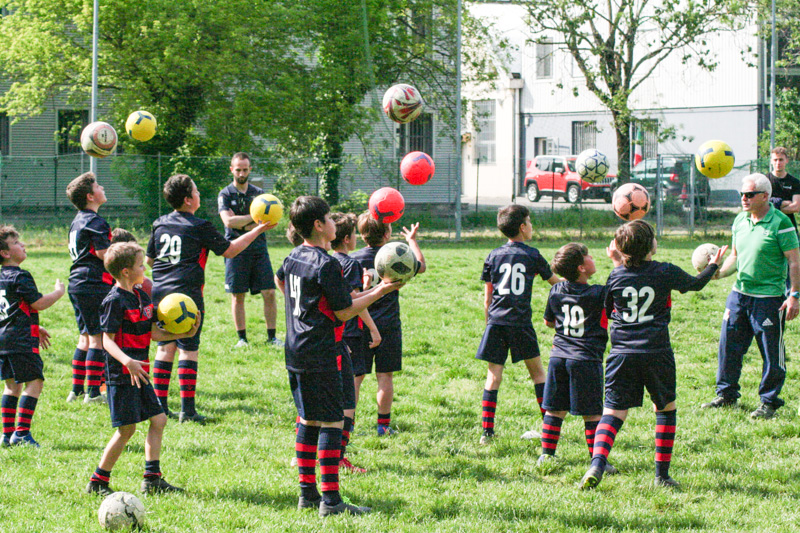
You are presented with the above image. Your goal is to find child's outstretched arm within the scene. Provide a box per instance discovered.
[402,223,426,274]
[31,279,65,311]
[103,333,149,388]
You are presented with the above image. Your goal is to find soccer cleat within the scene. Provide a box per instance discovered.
[580,466,604,490]
[267,337,285,348]
[319,500,371,517]
[66,391,85,403]
[10,432,40,448]
[86,480,114,496]
[340,457,367,473]
[290,456,298,467]
[234,339,249,349]
[140,476,184,494]
[1,436,10,447]
[84,393,107,405]
[536,454,555,465]
[520,428,542,440]
[298,495,322,510]
[163,408,179,420]
[376,424,396,437]
[604,463,619,475]
[479,434,493,446]
[654,475,681,488]
[179,411,207,425]
[700,396,737,409]
[750,403,778,420]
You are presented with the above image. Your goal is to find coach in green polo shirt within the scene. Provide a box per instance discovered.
[702,173,800,419]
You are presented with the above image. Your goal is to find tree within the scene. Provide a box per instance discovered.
[519,0,746,182]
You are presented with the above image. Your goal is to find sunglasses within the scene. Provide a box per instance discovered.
[740,191,766,199]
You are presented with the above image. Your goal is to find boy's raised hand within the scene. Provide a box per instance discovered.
[401,223,420,242]
[709,245,729,266]
[606,240,623,267]
[54,279,65,295]
[126,358,150,388]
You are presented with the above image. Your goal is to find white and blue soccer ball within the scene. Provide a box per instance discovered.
[375,242,418,283]
[98,491,146,531]
[575,149,610,183]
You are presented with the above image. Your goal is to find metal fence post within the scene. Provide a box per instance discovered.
[689,160,696,237]
[158,153,162,217]
[54,155,58,212]
[655,155,663,238]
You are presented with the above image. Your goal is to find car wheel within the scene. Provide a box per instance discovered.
[566,184,581,204]
[526,183,540,202]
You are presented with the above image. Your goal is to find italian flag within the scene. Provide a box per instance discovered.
[632,129,643,167]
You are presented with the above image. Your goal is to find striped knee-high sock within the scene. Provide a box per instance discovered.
[584,420,599,457]
[144,460,161,479]
[655,410,677,479]
[534,382,546,416]
[152,360,173,411]
[541,415,563,456]
[90,467,111,486]
[1,395,18,442]
[178,360,198,415]
[341,416,354,459]
[318,427,342,506]
[296,424,320,500]
[85,348,105,397]
[481,389,498,436]
[71,348,87,395]
[590,415,624,470]
[15,395,38,437]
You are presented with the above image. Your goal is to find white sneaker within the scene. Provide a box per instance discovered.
[520,429,542,440]
[84,393,107,404]
[267,337,284,348]
[234,339,249,349]
[66,391,84,403]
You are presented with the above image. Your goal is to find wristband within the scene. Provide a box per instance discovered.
[790,291,800,299]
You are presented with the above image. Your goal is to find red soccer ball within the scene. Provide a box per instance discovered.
[400,151,435,186]
[369,187,405,224]
[612,182,651,221]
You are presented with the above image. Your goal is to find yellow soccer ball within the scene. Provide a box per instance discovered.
[695,140,735,179]
[156,293,198,335]
[250,193,283,225]
[125,110,157,142]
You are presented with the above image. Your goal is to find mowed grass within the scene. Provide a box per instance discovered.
[2,235,800,532]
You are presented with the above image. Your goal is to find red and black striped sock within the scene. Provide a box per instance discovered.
[296,424,320,500]
[1,394,18,442]
[541,415,563,456]
[152,360,173,411]
[15,395,38,437]
[584,420,599,457]
[655,410,677,479]
[534,382,546,416]
[377,412,391,427]
[71,348,87,395]
[144,460,161,478]
[341,416,354,459]
[90,467,111,486]
[85,348,105,397]
[481,389,498,436]
[318,427,342,506]
[178,360,198,415]
[590,415,624,469]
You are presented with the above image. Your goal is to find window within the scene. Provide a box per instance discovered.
[536,157,552,171]
[536,39,553,79]
[0,113,8,156]
[398,112,433,157]
[632,119,658,160]
[572,121,597,153]
[57,109,89,155]
[473,100,496,164]
[534,137,548,156]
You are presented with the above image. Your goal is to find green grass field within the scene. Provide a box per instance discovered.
[2,234,800,532]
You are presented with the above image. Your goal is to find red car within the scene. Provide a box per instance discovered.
[524,155,614,203]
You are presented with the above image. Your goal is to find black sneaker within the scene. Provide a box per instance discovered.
[580,465,604,490]
[86,480,114,496]
[604,463,619,475]
[298,495,322,510]
[700,396,737,409]
[179,411,207,425]
[654,475,681,488]
[319,500,371,517]
[140,476,184,494]
[750,403,778,420]
[163,408,179,420]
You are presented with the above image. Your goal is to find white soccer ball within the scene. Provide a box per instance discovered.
[80,121,118,158]
[691,243,719,272]
[98,491,146,531]
[575,149,609,183]
[382,84,423,124]
[375,242,418,283]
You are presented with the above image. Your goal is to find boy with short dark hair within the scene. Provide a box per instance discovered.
[66,172,113,404]
[476,204,559,445]
[580,220,726,490]
[86,242,200,496]
[351,212,426,436]
[0,226,64,447]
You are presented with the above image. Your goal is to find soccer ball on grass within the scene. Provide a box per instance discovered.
[98,491,145,531]
[375,242,418,283]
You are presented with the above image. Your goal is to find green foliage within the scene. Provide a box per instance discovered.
[332,189,370,215]
[758,87,800,159]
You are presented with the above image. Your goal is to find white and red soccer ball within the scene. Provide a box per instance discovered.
[81,121,118,158]
[369,187,405,224]
[382,84,423,124]
[612,182,650,221]
[400,151,434,186]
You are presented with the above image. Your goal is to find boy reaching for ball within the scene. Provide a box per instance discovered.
[86,242,200,496]
[476,205,559,445]
[580,220,727,490]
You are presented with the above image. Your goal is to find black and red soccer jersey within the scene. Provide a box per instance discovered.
[100,286,155,385]
[605,260,717,354]
[68,210,113,294]
[0,266,42,356]
[332,251,364,338]
[146,211,231,309]
[481,242,554,326]
[217,184,267,255]
[350,246,400,329]
[277,245,352,373]
[544,281,608,362]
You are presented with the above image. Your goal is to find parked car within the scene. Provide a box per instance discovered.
[627,157,711,207]
[523,155,614,204]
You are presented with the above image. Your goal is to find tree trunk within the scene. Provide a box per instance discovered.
[319,136,344,205]
[613,111,631,185]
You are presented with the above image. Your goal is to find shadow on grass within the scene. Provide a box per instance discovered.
[205,487,305,509]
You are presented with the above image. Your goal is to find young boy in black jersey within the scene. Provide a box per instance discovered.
[0,226,64,447]
[539,243,615,474]
[476,205,559,445]
[351,213,426,436]
[580,220,727,490]
[276,196,401,516]
[86,242,200,496]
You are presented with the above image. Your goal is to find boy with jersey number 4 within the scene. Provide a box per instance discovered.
[0,226,64,447]
[86,242,201,496]
[476,205,559,446]
[276,196,402,516]
[580,220,727,490]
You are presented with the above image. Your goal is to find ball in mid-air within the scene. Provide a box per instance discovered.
[575,149,609,183]
[612,182,651,221]
[691,243,720,272]
[382,84,423,124]
[695,140,735,179]
[250,193,283,225]
[400,151,435,186]
[98,491,146,531]
[157,293,198,335]
[125,110,157,142]
[369,187,405,224]
[375,242,418,283]
[80,121,118,158]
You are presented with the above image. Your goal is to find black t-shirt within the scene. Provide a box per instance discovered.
[333,252,364,338]
[68,210,114,294]
[0,266,43,355]
[544,281,608,362]
[605,260,717,354]
[768,172,800,231]
[350,246,400,330]
[276,245,352,373]
[146,211,231,309]
[100,286,155,386]
[217,183,267,255]
[481,241,554,326]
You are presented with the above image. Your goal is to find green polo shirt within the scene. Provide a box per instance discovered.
[732,206,799,296]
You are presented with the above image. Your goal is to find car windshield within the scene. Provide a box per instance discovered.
[566,158,576,172]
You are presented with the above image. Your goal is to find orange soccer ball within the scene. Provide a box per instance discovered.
[612,183,650,221]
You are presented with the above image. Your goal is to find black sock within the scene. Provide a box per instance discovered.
[296,424,321,501]
[144,460,161,478]
[91,468,111,485]
[237,329,248,342]
[541,415,563,456]
[268,328,276,340]
[655,410,677,479]
[319,427,342,506]
[71,348,87,395]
